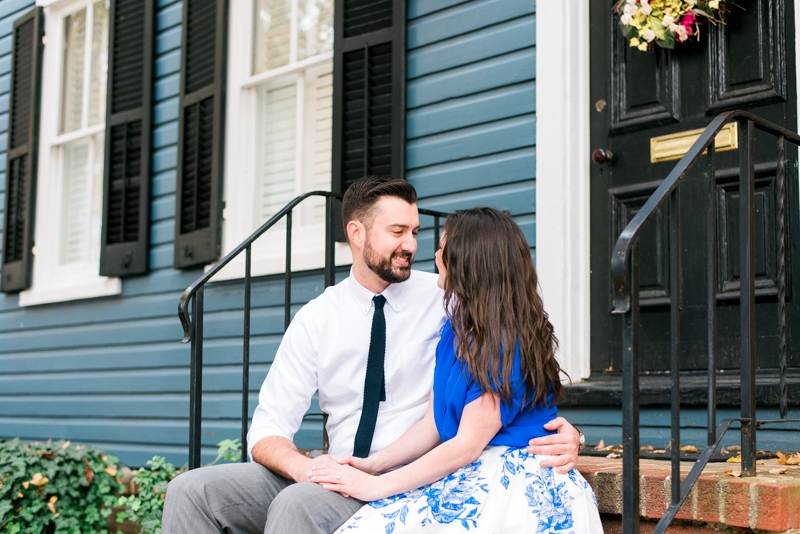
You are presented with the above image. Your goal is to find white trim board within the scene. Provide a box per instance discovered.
[535,0,591,381]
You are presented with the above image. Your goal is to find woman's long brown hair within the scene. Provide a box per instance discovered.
[440,207,566,409]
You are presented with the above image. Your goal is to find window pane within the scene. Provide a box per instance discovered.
[88,0,109,127]
[302,64,332,224]
[255,79,297,225]
[254,0,292,74]
[59,134,104,265]
[60,138,91,264]
[298,0,333,61]
[61,8,87,134]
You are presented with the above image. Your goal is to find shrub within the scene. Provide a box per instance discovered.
[0,438,121,534]
[115,457,182,534]
[113,439,241,534]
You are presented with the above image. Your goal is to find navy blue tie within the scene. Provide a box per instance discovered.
[353,295,387,458]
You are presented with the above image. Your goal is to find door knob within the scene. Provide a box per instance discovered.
[592,148,613,165]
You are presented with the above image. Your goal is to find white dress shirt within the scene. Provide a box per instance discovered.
[248,269,447,459]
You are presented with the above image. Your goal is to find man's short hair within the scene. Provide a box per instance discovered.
[341,176,417,236]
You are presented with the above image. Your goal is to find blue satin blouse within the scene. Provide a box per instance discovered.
[432,321,558,447]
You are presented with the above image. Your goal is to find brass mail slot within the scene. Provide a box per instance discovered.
[650,123,738,163]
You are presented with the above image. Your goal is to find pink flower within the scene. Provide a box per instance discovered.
[681,11,696,34]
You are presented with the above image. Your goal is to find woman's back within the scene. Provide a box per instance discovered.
[433,321,557,448]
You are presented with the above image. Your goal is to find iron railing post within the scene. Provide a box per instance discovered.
[285,210,293,330]
[707,140,717,446]
[325,196,335,288]
[739,119,757,477]
[434,216,440,274]
[622,242,640,534]
[669,189,681,504]
[777,135,788,420]
[189,286,204,470]
[242,245,251,461]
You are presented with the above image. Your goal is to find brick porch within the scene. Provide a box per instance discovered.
[577,456,800,532]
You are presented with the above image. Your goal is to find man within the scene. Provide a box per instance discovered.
[163,176,582,534]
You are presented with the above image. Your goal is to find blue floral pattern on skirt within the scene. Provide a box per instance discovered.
[335,447,602,534]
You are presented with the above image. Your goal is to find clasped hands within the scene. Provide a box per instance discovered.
[307,416,580,501]
[308,455,382,502]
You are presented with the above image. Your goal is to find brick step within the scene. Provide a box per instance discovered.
[577,456,800,532]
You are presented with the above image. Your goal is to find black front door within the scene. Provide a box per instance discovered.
[590,0,800,374]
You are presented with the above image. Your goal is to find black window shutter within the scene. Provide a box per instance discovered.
[1,8,44,293]
[332,0,405,194]
[99,0,154,277]
[173,0,227,269]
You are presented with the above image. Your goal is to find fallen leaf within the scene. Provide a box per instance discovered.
[104,467,118,477]
[652,450,666,454]
[726,455,742,463]
[720,446,728,454]
[606,452,621,459]
[17,492,23,498]
[22,481,29,489]
[61,441,70,449]
[29,473,49,487]
[641,445,654,450]
[595,440,605,449]
[769,468,789,475]
[49,496,57,503]
[680,445,699,452]
[47,502,56,514]
[776,451,800,465]
[724,469,741,477]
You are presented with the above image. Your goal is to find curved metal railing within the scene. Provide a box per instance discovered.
[178,191,448,468]
[610,111,800,534]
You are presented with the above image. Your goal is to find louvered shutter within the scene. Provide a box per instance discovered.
[1,8,44,293]
[173,0,227,268]
[99,0,154,277]
[332,0,405,194]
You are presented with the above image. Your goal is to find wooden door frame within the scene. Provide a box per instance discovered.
[535,0,800,381]
[535,0,591,381]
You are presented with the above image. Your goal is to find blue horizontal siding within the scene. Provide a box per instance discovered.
[406,0,537,261]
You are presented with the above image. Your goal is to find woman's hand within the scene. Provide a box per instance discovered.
[309,463,389,502]
[335,454,378,475]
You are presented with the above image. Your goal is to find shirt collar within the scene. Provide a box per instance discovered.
[347,268,406,314]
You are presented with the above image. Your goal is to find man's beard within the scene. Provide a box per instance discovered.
[364,238,413,284]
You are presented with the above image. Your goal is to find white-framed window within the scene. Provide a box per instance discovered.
[221,0,351,279]
[20,0,120,306]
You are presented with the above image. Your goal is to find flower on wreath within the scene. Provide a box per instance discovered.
[614,0,729,51]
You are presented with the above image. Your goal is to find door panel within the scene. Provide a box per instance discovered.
[590,0,799,374]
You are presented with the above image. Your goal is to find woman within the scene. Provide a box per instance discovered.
[310,207,602,532]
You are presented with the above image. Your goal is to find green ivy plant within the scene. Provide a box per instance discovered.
[0,438,245,534]
[113,439,242,534]
[114,456,182,534]
[0,438,121,534]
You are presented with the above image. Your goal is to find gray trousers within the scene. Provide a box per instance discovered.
[162,462,365,534]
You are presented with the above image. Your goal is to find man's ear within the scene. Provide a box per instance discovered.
[347,220,365,249]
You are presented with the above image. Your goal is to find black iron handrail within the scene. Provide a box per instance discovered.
[178,191,448,469]
[610,111,800,534]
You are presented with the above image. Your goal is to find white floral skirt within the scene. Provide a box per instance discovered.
[336,447,603,534]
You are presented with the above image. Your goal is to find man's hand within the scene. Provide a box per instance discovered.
[295,454,342,483]
[252,436,341,483]
[335,455,379,475]
[527,417,580,474]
